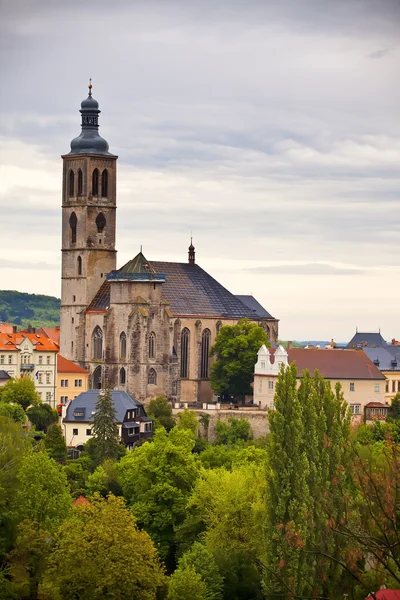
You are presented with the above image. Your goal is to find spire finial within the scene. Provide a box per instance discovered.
[140,244,143,253]
[88,78,92,96]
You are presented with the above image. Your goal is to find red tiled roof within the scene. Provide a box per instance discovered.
[0,333,59,352]
[73,495,91,506]
[57,354,89,374]
[39,327,60,344]
[271,348,385,381]
[365,591,400,600]
[365,402,388,408]
[0,323,13,334]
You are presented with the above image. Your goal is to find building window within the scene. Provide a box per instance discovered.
[145,422,152,432]
[75,379,82,387]
[69,212,77,244]
[92,168,99,196]
[398,381,400,392]
[38,373,43,384]
[101,169,108,197]
[46,373,50,384]
[47,356,51,365]
[374,384,380,393]
[38,355,43,365]
[350,383,355,392]
[148,368,157,385]
[386,381,389,393]
[200,328,211,379]
[77,255,82,276]
[8,355,12,364]
[149,332,156,359]
[86,429,91,436]
[68,169,74,196]
[77,168,83,195]
[268,380,274,390]
[350,404,360,415]
[92,326,103,360]
[96,212,106,233]
[120,332,126,360]
[73,295,76,302]
[92,365,102,390]
[393,381,396,393]
[180,328,190,378]
[46,392,51,402]
[128,427,134,436]
[0,356,4,364]
[269,401,275,410]
[61,379,69,387]
[73,428,78,436]
[120,367,126,385]
[261,361,265,369]
[60,396,68,403]
[216,321,222,335]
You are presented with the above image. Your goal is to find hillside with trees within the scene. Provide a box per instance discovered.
[0,290,60,328]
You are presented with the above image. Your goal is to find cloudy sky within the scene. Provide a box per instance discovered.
[1,0,399,341]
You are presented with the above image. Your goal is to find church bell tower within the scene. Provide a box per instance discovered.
[60,82,117,361]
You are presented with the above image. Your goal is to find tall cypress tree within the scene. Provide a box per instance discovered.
[91,387,120,465]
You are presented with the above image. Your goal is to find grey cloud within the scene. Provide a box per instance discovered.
[369,48,390,59]
[246,263,367,276]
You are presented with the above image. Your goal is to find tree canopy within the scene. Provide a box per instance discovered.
[147,395,176,431]
[0,376,40,410]
[90,387,120,465]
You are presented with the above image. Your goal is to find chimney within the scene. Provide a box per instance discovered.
[12,325,17,333]
[287,341,293,350]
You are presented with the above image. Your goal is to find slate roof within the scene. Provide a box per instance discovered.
[119,252,156,275]
[362,347,400,372]
[87,257,275,320]
[64,389,144,423]
[0,370,11,381]
[347,332,388,349]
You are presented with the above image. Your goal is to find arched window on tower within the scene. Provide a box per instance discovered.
[101,169,108,197]
[77,256,82,276]
[120,367,126,385]
[120,332,126,360]
[92,168,99,196]
[92,326,103,360]
[180,328,190,378]
[92,365,102,389]
[200,328,211,379]
[149,332,156,359]
[69,212,77,244]
[148,368,157,385]
[77,169,83,195]
[68,170,75,196]
[96,212,106,233]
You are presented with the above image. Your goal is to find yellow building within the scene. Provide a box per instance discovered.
[57,354,89,409]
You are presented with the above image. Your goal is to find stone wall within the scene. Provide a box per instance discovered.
[172,407,269,441]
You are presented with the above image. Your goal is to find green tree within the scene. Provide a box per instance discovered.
[176,408,198,436]
[118,427,200,570]
[214,416,252,445]
[1,377,40,410]
[41,494,166,600]
[63,455,92,498]
[27,403,58,432]
[210,318,269,399]
[389,392,400,420]
[147,395,176,431]
[86,459,122,497]
[91,387,120,465]
[178,542,224,600]
[167,566,209,600]
[44,423,67,464]
[0,402,26,423]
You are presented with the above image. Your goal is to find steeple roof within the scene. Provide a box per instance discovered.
[119,252,156,275]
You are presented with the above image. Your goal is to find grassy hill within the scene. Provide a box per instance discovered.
[0,290,60,329]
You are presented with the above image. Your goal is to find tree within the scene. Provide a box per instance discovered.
[210,318,269,399]
[63,455,92,498]
[44,423,67,463]
[167,566,209,600]
[0,402,26,423]
[176,408,198,436]
[118,427,200,570]
[389,392,400,420]
[178,542,224,600]
[86,459,122,497]
[147,395,176,431]
[1,377,40,411]
[27,403,58,432]
[41,494,166,600]
[214,416,252,445]
[91,387,120,465]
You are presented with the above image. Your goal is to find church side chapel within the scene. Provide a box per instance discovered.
[60,84,279,404]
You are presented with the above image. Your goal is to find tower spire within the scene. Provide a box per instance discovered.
[188,236,195,265]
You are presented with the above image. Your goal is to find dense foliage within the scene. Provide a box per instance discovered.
[0,290,60,328]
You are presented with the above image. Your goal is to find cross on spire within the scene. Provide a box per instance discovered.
[88,78,92,96]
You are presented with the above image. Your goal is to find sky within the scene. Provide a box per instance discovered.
[0,0,399,341]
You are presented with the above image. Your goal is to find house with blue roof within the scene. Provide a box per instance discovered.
[62,389,153,449]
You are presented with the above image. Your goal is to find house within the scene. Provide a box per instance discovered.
[347,331,400,404]
[0,332,59,406]
[254,345,386,423]
[365,591,400,600]
[0,370,11,387]
[57,354,89,408]
[62,389,153,449]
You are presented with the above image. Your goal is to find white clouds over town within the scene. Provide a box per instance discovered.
[0,0,399,340]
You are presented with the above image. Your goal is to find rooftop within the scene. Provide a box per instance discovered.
[64,389,145,423]
[57,355,89,374]
[0,333,59,352]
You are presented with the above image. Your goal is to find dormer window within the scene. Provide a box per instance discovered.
[73,408,85,418]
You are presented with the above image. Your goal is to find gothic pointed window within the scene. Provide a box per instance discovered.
[180,328,190,378]
[120,332,126,360]
[78,169,83,195]
[101,169,108,197]
[68,170,75,196]
[96,212,106,233]
[69,212,77,244]
[200,328,211,379]
[149,332,156,359]
[92,365,102,389]
[92,326,103,360]
[148,368,157,385]
[92,168,99,196]
[77,256,82,276]
[120,367,126,385]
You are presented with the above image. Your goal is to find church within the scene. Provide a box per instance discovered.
[60,84,279,404]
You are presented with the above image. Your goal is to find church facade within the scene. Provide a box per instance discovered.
[60,85,279,404]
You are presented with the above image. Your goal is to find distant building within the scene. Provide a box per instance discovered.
[0,370,11,387]
[347,331,400,403]
[62,389,153,449]
[0,332,58,406]
[57,354,89,408]
[254,345,386,424]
